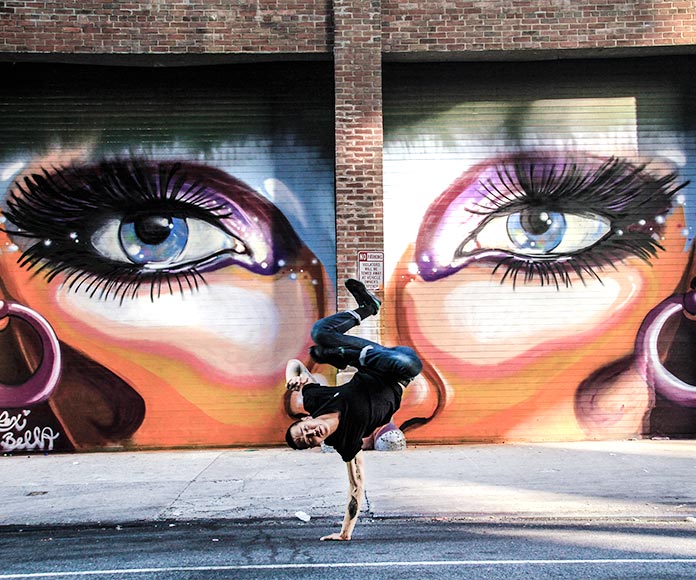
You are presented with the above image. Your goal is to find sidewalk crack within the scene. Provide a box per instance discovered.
[158,451,227,519]
[364,488,374,517]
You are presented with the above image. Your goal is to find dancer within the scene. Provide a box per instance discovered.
[285,279,422,541]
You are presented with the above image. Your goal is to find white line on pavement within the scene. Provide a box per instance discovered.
[2,558,696,578]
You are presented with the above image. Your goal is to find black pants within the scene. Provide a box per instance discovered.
[311,311,422,381]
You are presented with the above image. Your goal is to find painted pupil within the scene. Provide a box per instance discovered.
[134,215,173,245]
[520,208,552,235]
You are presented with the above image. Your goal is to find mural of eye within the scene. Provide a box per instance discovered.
[459,208,611,258]
[2,158,304,301]
[91,213,246,269]
[416,153,686,287]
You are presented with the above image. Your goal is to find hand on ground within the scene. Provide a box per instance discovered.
[320,532,350,541]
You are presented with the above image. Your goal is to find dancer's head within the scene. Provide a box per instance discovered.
[285,415,336,450]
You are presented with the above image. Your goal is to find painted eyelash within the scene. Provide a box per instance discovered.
[472,156,683,218]
[4,159,234,237]
[492,237,657,289]
[1,160,240,303]
[38,256,208,304]
[453,156,688,289]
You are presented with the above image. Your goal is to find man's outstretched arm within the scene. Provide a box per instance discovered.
[320,450,365,541]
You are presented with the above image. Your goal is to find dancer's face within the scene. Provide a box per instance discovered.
[386,98,691,439]
[0,144,331,446]
[289,415,334,449]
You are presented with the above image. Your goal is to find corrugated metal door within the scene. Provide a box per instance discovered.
[0,62,336,452]
[383,56,696,442]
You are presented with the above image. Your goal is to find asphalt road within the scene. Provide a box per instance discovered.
[2,518,696,579]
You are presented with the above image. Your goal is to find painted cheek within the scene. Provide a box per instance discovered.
[1,263,317,383]
[406,267,631,363]
[403,260,669,369]
[68,274,313,377]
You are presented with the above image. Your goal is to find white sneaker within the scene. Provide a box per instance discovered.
[285,359,315,388]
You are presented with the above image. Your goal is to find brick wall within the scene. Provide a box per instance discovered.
[381,1,696,53]
[0,1,332,54]
[333,0,383,310]
[2,1,695,56]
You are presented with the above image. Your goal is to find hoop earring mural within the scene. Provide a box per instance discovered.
[635,282,696,407]
[0,300,62,407]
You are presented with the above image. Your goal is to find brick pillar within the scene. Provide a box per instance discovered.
[333,0,383,313]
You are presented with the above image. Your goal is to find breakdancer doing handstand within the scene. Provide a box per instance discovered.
[285,279,422,541]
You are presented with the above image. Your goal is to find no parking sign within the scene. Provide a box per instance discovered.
[357,251,384,291]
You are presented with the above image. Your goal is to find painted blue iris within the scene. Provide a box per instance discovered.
[119,215,188,266]
[506,209,565,254]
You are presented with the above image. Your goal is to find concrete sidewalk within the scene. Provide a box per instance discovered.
[3,440,696,528]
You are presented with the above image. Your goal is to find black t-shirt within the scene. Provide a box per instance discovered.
[302,370,403,462]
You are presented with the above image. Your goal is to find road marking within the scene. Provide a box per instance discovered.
[2,558,696,578]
